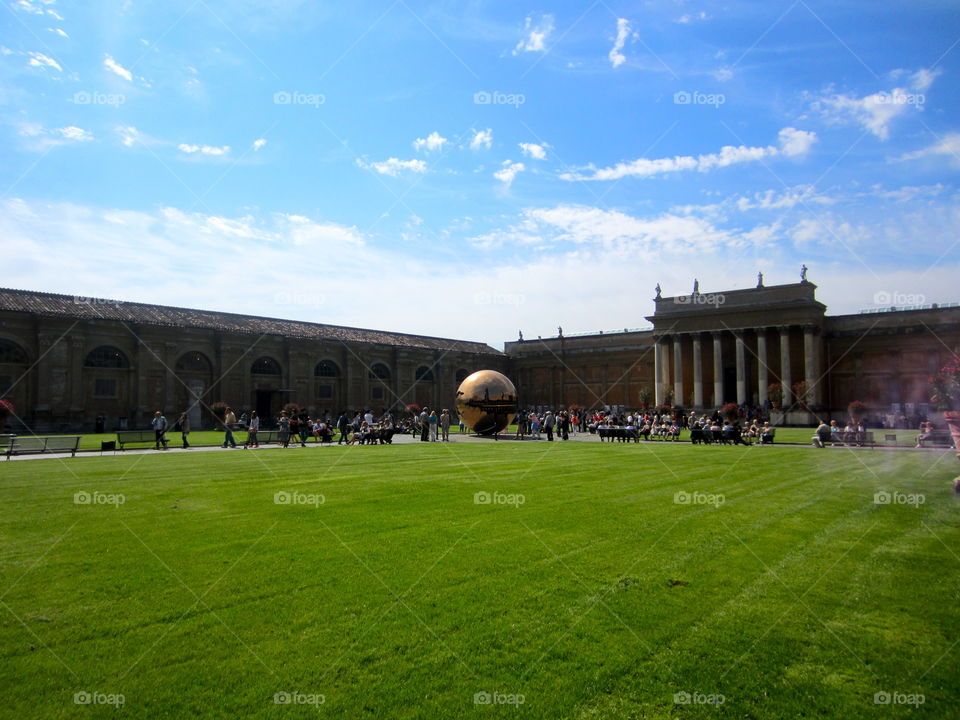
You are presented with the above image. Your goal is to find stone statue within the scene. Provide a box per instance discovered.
[518,330,523,341]
[693,279,699,294]
[655,283,662,299]
[757,271,764,288]
[800,264,808,282]
[557,326,563,337]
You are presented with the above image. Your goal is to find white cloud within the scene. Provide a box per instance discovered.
[469,128,493,151]
[58,126,93,142]
[562,127,817,181]
[735,185,833,211]
[252,138,267,151]
[519,142,548,160]
[116,126,141,147]
[608,18,630,68]
[48,27,68,37]
[103,54,133,82]
[355,157,427,176]
[27,51,61,71]
[808,69,938,141]
[897,133,960,164]
[13,0,57,15]
[18,123,92,150]
[178,143,230,156]
[494,160,525,187]
[676,11,708,23]
[412,131,448,152]
[712,67,733,82]
[513,14,553,55]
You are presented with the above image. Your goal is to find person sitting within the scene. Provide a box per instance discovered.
[915,421,935,448]
[760,422,775,444]
[812,421,831,448]
[721,422,735,444]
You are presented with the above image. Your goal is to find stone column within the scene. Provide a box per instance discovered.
[735,331,747,405]
[804,325,816,407]
[757,328,768,407]
[654,337,663,405]
[779,326,792,407]
[712,331,723,407]
[673,336,684,407]
[692,334,703,409]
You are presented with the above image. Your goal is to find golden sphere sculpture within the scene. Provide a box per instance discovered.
[455,370,517,435]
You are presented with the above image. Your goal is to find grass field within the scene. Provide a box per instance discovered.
[1,441,958,718]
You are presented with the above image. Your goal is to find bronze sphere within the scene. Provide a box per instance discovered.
[455,370,517,435]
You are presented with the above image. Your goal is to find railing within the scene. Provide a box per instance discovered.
[859,302,959,314]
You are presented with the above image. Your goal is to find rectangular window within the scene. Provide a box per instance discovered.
[372,386,384,400]
[94,378,117,398]
[317,384,332,399]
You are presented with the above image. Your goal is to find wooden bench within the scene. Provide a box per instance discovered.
[822,431,877,448]
[117,430,163,450]
[917,430,954,448]
[597,427,639,442]
[5,435,81,459]
[245,430,280,446]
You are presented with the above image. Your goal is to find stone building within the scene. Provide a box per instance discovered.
[0,288,505,431]
[1,280,958,431]
[506,281,960,421]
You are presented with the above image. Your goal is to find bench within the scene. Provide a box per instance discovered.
[597,427,639,443]
[917,430,954,448]
[245,430,279,446]
[820,431,877,448]
[117,430,164,450]
[5,435,81,459]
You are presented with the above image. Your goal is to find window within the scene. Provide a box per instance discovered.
[251,357,281,375]
[0,376,10,394]
[369,363,390,380]
[372,386,384,400]
[94,378,117,397]
[85,346,129,369]
[455,368,470,383]
[314,360,340,377]
[415,366,434,382]
[176,352,212,373]
[0,340,27,364]
[317,384,333,399]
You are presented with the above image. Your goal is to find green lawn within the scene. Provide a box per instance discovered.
[1,442,958,718]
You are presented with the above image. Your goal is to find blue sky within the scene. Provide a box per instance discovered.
[1,0,958,348]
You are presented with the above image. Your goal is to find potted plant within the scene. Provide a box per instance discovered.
[721,402,740,422]
[791,381,809,409]
[0,398,13,432]
[638,387,652,411]
[847,400,867,424]
[930,361,960,458]
[767,383,783,409]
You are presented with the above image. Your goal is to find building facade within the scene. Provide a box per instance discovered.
[1,281,958,431]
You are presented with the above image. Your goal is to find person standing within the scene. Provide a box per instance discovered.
[429,409,439,442]
[299,411,310,446]
[178,411,191,449]
[152,411,169,450]
[420,408,430,442]
[337,411,349,445]
[245,411,260,448]
[289,413,300,447]
[544,410,555,441]
[440,409,451,441]
[222,406,238,448]
[278,411,291,448]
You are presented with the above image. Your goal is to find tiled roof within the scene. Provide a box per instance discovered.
[0,288,503,355]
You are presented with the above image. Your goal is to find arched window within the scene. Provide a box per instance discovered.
[368,363,390,380]
[415,366,434,382]
[251,356,281,375]
[0,339,28,364]
[314,360,340,377]
[176,351,212,373]
[455,368,470,383]
[85,346,129,369]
